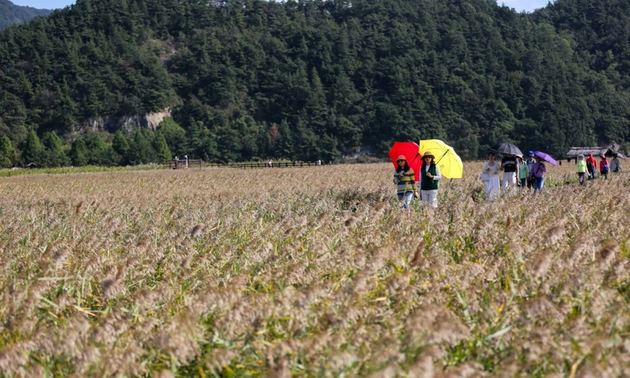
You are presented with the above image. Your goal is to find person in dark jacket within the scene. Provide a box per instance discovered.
[419,151,442,209]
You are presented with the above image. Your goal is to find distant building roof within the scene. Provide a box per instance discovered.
[565,146,618,159]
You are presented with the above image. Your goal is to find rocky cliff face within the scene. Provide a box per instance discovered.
[82,109,172,133]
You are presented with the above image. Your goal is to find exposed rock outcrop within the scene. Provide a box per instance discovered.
[82,109,172,133]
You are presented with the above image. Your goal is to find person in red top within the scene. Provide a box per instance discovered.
[600,155,610,180]
[585,152,598,180]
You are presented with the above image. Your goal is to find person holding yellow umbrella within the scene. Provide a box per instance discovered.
[419,151,442,208]
[418,139,464,209]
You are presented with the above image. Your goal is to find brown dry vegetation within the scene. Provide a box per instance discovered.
[0,162,628,378]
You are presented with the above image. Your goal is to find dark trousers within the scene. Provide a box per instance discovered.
[526,177,533,189]
[578,172,585,186]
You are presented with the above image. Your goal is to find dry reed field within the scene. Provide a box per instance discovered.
[0,162,628,378]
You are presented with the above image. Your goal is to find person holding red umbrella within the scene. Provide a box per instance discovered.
[393,155,418,209]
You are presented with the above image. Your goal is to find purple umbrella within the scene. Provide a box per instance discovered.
[533,151,558,166]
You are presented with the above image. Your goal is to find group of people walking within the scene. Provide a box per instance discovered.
[393,152,442,209]
[393,149,624,209]
[575,152,622,185]
[480,151,546,201]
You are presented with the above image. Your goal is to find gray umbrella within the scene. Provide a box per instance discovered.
[490,143,523,156]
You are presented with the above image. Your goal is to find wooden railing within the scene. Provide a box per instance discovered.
[168,159,205,169]
[229,161,331,169]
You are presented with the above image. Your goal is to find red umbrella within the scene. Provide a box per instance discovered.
[388,142,423,181]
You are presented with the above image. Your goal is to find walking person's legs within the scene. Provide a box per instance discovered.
[421,190,429,208]
[398,191,413,209]
[423,190,438,209]
[533,178,542,193]
[502,173,515,190]
[486,178,499,201]
[405,191,413,209]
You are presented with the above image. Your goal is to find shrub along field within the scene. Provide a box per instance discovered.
[0,163,628,378]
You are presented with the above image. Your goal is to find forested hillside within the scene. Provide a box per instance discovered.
[0,0,51,30]
[1,0,629,167]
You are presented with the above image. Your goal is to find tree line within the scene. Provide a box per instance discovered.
[0,120,177,168]
[1,0,630,168]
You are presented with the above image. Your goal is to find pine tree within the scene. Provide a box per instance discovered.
[0,135,16,168]
[84,133,108,165]
[277,119,294,159]
[128,129,155,164]
[112,131,130,164]
[41,131,70,167]
[152,131,172,161]
[158,117,187,157]
[22,130,43,166]
[69,138,89,166]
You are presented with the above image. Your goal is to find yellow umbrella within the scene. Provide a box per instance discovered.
[418,139,463,179]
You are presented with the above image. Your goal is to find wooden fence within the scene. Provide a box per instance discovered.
[165,159,378,170]
[168,159,205,169]
[230,161,331,169]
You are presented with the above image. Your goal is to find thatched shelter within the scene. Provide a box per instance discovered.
[565,145,620,161]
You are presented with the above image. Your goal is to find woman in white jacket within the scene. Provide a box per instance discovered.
[482,153,502,201]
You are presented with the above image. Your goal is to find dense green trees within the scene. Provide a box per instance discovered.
[41,132,70,167]
[0,135,15,168]
[69,139,89,167]
[112,131,131,164]
[158,118,187,158]
[0,0,629,167]
[22,131,43,166]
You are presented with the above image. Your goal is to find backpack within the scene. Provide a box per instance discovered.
[587,161,595,171]
[601,162,609,173]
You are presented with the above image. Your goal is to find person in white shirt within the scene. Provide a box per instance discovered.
[482,153,502,201]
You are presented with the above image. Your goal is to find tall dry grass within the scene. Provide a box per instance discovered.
[0,162,628,377]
